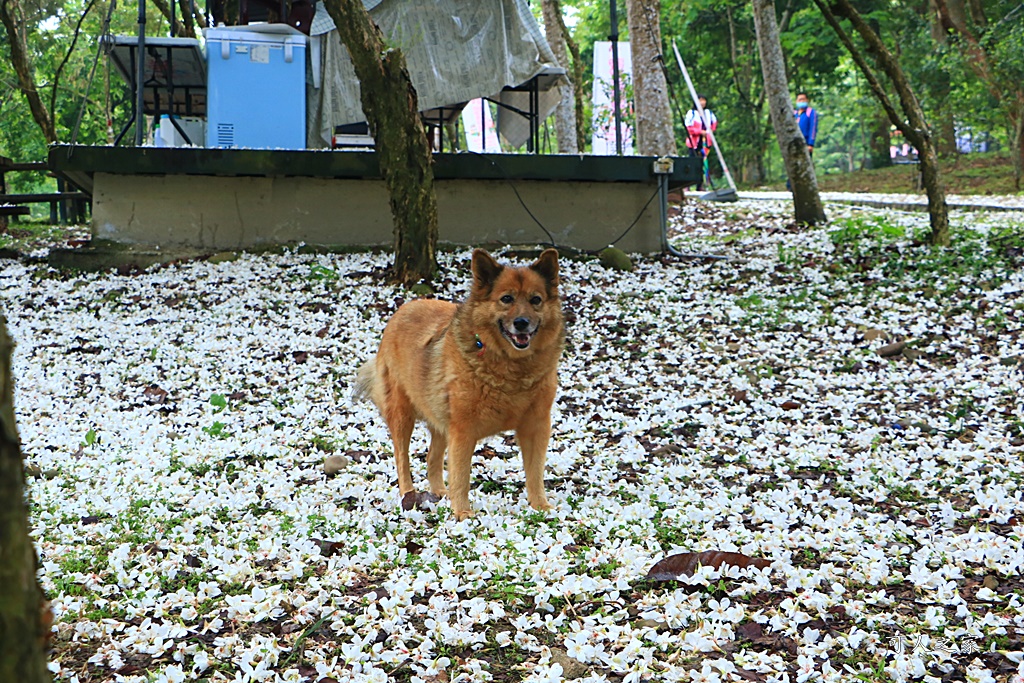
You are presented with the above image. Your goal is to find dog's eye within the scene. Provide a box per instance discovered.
[530,296,542,306]
[500,294,514,304]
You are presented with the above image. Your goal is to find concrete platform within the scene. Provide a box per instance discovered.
[51,146,701,254]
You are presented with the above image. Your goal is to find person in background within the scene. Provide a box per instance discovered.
[685,95,718,191]
[794,92,818,154]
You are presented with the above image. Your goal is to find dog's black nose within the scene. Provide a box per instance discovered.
[513,317,530,332]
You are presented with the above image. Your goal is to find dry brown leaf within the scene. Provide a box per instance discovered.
[143,385,168,404]
[730,389,751,403]
[736,621,763,641]
[645,551,771,581]
[877,341,907,357]
[312,539,341,557]
[401,490,441,511]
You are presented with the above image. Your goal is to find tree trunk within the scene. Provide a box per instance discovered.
[0,0,57,143]
[625,0,677,156]
[0,318,51,683]
[541,0,578,154]
[555,9,587,152]
[152,0,194,37]
[751,0,826,225]
[930,0,1021,186]
[815,0,949,245]
[1012,105,1024,191]
[935,106,957,158]
[725,4,768,184]
[867,110,892,169]
[322,0,438,285]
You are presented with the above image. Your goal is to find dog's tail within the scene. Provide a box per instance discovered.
[353,358,377,404]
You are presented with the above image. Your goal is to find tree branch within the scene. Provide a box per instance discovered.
[810,0,909,141]
[0,0,57,142]
[49,0,98,118]
[824,0,932,147]
[931,0,1000,100]
[778,0,796,33]
[726,4,756,110]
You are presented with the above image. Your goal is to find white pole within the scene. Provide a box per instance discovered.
[672,42,737,192]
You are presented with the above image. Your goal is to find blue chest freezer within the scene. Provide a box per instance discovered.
[205,25,308,149]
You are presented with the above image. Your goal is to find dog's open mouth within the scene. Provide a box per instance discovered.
[499,322,534,350]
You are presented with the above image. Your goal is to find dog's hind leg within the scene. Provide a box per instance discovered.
[425,426,448,497]
[383,385,416,496]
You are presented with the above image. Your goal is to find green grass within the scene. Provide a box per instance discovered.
[753,151,1020,195]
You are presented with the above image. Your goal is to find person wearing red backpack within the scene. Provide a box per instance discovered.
[684,95,718,191]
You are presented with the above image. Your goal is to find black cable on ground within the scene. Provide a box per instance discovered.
[463,150,665,256]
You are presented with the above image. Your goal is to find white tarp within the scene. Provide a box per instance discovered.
[307,0,565,149]
[591,41,634,155]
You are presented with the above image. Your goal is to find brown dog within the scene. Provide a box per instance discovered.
[356,249,564,520]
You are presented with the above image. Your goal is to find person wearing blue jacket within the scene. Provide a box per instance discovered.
[794,92,818,154]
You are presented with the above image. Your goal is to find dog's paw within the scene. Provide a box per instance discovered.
[453,508,476,521]
[528,498,554,512]
[430,485,448,498]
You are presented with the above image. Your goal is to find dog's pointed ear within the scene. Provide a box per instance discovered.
[472,249,504,290]
[530,248,559,287]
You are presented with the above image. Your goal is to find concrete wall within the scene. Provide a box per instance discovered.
[91,173,664,253]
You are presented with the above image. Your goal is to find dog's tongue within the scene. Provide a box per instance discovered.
[514,333,530,345]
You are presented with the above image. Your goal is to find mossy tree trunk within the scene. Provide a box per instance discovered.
[752,0,826,225]
[625,0,678,156]
[551,0,587,152]
[867,111,892,169]
[322,0,438,285]
[541,0,578,154]
[0,317,51,683]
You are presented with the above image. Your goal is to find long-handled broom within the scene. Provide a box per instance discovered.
[672,42,739,202]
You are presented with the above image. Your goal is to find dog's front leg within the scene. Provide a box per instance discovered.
[446,430,476,520]
[517,417,553,512]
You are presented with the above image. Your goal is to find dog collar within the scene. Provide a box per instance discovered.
[473,333,485,357]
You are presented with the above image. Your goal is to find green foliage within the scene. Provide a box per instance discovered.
[0,1,172,185]
[828,215,906,246]
[202,421,231,438]
[2,0,1018,189]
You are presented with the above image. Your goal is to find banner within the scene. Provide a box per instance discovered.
[591,41,634,155]
[461,98,501,153]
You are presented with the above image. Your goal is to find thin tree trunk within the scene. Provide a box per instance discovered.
[0,318,51,683]
[553,7,587,152]
[930,0,1021,187]
[48,0,98,117]
[322,0,438,285]
[151,0,208,37]
[625,0,677,155]
[725,4,767,183]
[152,0,192,37]
[1012,106,1024,191]
[541,0,578,154]
[0,0,57,143]
[867,110,892,169]
[815,0,949,245]
[751,0,826,224]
